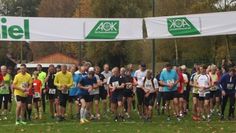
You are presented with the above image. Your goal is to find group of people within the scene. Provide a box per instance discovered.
[0,62,235,125]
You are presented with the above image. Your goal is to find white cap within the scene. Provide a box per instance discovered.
[88,67,95,72]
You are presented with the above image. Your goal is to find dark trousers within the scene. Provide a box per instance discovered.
[221,92,235,118]
[41,89,46,113]
[0,94,9,110]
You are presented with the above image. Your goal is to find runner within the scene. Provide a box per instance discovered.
[32,71,42,120]
[45,65,59,119]
[36,64,47,113]
[123,69,135,119]
[156,70,165,115]
[54,65,73,122]
[86,67,100,120]
[0,66,12,120]
[175,66,185,117]
[134,63,147,118]
[109,67,125,122]
[78,67,98,124]
[220,68,236,120]
[68,65,81,119]
[190,65,201,121]
[159,63,180,121]
[209,65,221,116]
[196,65,212,121]
[142,70,158,122]
[181,65,191,114]
[13,64,32,125]
[101,64,112,114]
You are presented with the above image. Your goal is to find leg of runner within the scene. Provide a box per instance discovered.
[228,93,235,120]
[127,97,132,118]
[204,98,210,121]
[221,95,228,120]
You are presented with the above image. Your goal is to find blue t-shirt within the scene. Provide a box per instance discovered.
[78,76,97,95]
[160,69,178,92]
[69,73,82,96]
[219,73,236,93]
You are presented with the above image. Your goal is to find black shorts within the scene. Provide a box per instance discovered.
[183,91,188,100]
[68,96,77,103]
[15,95,27,103]
[123,89,133,98]
[192,93,199,98]
[33,98,41,103]
[27,96,33,104]
[87,94,100,102]
[99,88,107,100]
[177,93,184,98]
[163,91,178,101]
[198,92,211,101]
[79,94,90,103]
[48,88,58,100]
[210,90,221,98]
[111,92,123,103]
[144,93,156,106]
[136,88,145,105]
[58,90,68,108]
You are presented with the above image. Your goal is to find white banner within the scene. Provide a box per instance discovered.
[145,11,236,39]
[0,17,143,42]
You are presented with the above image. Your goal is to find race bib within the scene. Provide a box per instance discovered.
[34,92,41,98]
[61,90,69,94]
[49,88,56,94]
[112,81,119,88]
[21,82,28,89]
[227,83,234,90]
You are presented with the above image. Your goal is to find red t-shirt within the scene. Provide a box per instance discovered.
[177,72,184,93]
[0,73,3,83]
[29,79,42,96]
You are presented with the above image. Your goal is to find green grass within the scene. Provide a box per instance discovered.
[0,103,236,133]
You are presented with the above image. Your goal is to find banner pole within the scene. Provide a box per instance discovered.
[152,0,156,76]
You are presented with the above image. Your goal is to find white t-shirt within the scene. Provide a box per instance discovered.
[197,74,211,88]
[134,69,147,88]
[142,77,159,92]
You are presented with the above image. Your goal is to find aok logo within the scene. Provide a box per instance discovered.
[167,17,200,36]
[0,17,30,40]
[86,20,119,39]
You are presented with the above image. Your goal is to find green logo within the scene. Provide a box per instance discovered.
[0,17,30,40]
[86,20,119,39]
[167,17,200,36]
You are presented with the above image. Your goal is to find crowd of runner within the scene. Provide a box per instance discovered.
[0,61,235,125]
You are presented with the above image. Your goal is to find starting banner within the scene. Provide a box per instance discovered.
[0,17,143,42]
[145,11,236,39]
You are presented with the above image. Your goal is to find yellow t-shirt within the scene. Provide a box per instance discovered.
[54,71,73,91]
[13,73,32,97]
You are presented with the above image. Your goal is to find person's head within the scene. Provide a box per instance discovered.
[7,67,12,74]
[48,64,55,73]
[199,64,207,74]
[70,64,77,74]
[61,65,67,73]
[180,65,187,73]
[95,66,101,75]
[37,64,42,72]
[1,65,7,75]
[83,62,92,72]
[140,63,146,71]
[229,68,235,77]
[165,63,172,72]
[103,64,110,72]
[88,67,95,79]
[128,64,134,71]
[112,67,119,76]
[146,69,152,79]
[80,66,86,73]
[120,67,126,76]
[33,71,39,79]
[56,65,61,72]
[20,64,27,74]
[210,65,217,74]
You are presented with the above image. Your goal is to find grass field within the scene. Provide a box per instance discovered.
[0,103,236,133]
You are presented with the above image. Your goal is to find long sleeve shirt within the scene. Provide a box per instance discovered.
[54,71,73,91]
[219,73,236,93]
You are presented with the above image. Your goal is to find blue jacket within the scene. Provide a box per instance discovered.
[219,73,236,93]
